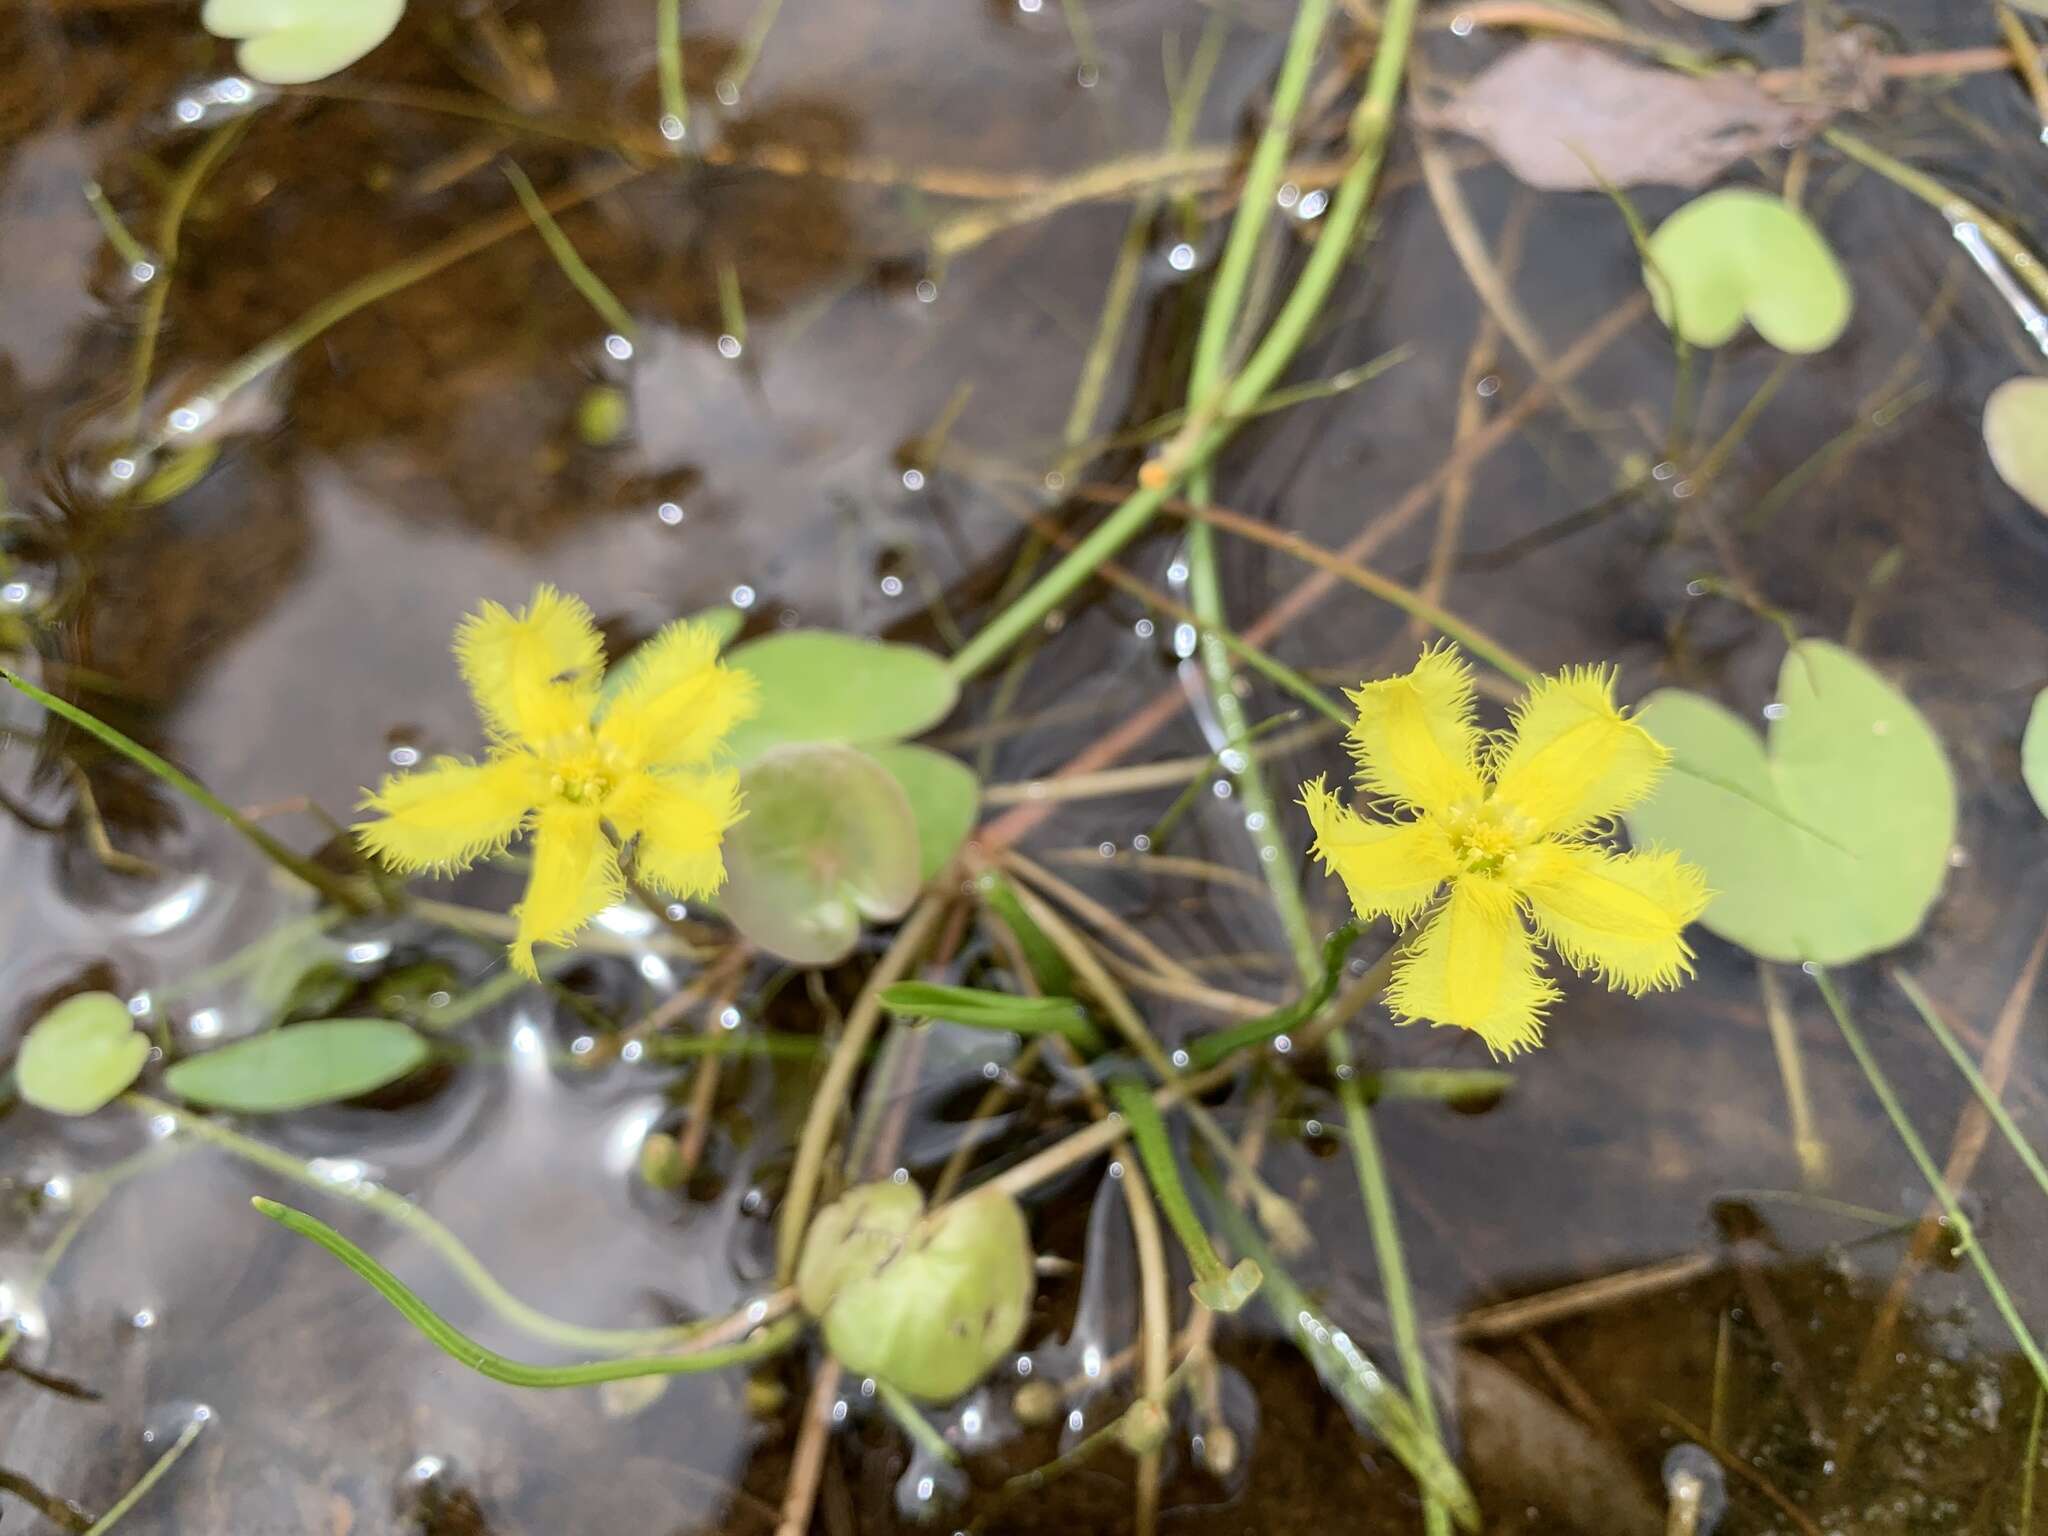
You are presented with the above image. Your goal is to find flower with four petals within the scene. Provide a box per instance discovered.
[1302,644,1710,1056]
[356,587,755,977]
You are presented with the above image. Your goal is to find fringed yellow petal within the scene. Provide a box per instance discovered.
[455,585,605,746]
[1301,775,1455,924]
[610,768,744,899]
[510,804,623,978]
[354,754,542,875]
[1345,642,1485,817]
[1487,664,1668,836]
[1519,842,1710,995]
[596,620,758,770]
[1385,878,1558,1056]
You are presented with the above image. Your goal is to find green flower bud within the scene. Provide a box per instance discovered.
[796,1181,1035,1402]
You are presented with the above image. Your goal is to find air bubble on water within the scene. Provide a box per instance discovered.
[1171,1048,1190,1068]
[1076,64,1099,88]
[1106,1161,1123,1180]
[1272,1035,1292,1054]
[1297,190,1328,219]
[1652,461,1677,481]
[981,1061,1001,1080]
[1043,470,1066,492]
[307,1157,369,1190]
[891,1166,910,1184]
[604,333,634,361]
[148,1113,178,1139]
[657,500,685,525]
[746,1297,769,1324]
[187,1008,223,1040]
[130,1307,158,1330]
[915,279,939,304]
[861,1377,878,1398]
[1762,702,1788,720]
[1015,1355,1034,1376]
[1244,811,1266,833]
[717,334,742,359]
[1166,560,1190,584]
[1685,580,1707,597]
[902,468,926,491]
[1671,480,1696,499]
[832,1398,850,1423]
[387,744,420,768]
[1211,779,1233,800]
[1220,748,1247,773]
[570,1036,595,1057]
[1133,617,1154,639]
[715,79,740,106]
[620,1039,645,1063]
[168,401,214,434]
[1276,183,1301,210]
[719,1005,742,1031]
[107,456,137,482]
[40,1173,74,1208]
[731,585,757,609]
[1476,375,1501,398]
[659,114,687,142]
[1067,1407,1085,1431]
[1450,12,1475,34]
[1017,0,1043,12]
[1132,834,1151,853]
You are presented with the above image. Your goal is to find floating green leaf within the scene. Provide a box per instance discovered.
[1645,188,1852,353]
[796,1182,1036,1402]
[18,992,149,1116]
[1626,640,1955,964]
[880,982,1104,1054]
[718,743,922,965]
[1985,377,2048,519]
[163,1018,430,1112]
[723,631,957,763]
[2025,689,2048,821]
[869,742,979,881]
[201,0,406,84]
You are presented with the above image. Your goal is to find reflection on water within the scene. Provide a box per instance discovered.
[5,0,2048,1530]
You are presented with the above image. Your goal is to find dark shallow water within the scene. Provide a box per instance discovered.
[5,1,2048,1532]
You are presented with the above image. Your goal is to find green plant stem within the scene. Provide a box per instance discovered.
[874,1378,961,1465]
[776,894,948,1280]
[502,162,639,337]
[124,120,247,442]
[946,0,1422,682]
[1112,1082,1260,1311]
[82,181,152,272]
[81,1413,206,1536]
[2024,1381,2044,1533]
[1187,923,1358,1068]
[124,1093,712,1355]
[718,0,785,97]
[656,0,688,132]
[1823,127,2048,313]
[1812,968,2048,1392]
[1893,968,2048,1207]
[2,671,369,912]
[252,1198,798,1385]
[134,163,641,458]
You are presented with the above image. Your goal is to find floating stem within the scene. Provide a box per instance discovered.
[1112,1081,1261,1312]
[81,1412,207,1536]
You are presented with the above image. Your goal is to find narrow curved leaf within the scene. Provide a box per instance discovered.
[163,1018,430,1112]
[880,982,1104,1055]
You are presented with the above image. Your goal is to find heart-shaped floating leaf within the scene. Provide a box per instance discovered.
[723,632,957,764]
[719,743,923,965]
[2025,689,2048,821]
[1985,377,2048,518]
[18,992,149,1116]
[868,742,979,881]
[163,1018,430,1112]
[1645,188,1853,353]
[201,0,406,85]
[1626,640,1955,964]
[797,1182,1036,1402]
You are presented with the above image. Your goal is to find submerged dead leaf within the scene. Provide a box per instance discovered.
[1428,41,1826,191]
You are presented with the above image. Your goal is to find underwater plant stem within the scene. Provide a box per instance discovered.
[1335,1046,1454,1536]
[775,894,948,1281]
[502,161,639,337]
[1894,966,2048,1211]
[80,1412,206,1536]
[2024,1383,2045,1533]
[1185,923,1360,1067]
[0,671,369,912]
[252,1198,798,1385]
[656,0,688,132]
[123,119,247,442]
[1812,969,2048,1394]
[1822,127,2048,314]
[1997,3,2048,127]
[873,1379,960,1465]
[1121,1154,1173,1536]
[82,181,152,273]
[1757,963,1827,1187]
[123,1093,719,1355]
[720,0,785,97]
[946,0,1423,682]
[136,162,641,458]
[776,1360,843,1536]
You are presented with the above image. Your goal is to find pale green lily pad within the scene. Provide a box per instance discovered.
[723,631,957,764]
[2025,689,2048,821]
[1626,640,1955,964]
[18,992,149,1116]
[202,0,405,85]
[868,742,979,881]
[719,743,923,965]
[799,1182,1036,1402]
[1645,188,1852,353]
[162,1018,430,1112]
[1985,377,2048,518]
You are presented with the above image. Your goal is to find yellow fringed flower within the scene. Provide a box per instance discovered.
[356,587,756,977]
[1302,644,1709,1056]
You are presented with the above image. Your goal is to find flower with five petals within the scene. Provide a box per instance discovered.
[1302,644,1709,1056]
[356,587,755,977]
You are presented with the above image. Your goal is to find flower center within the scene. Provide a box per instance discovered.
[1441,800,1533,877]
[543,732,627,809]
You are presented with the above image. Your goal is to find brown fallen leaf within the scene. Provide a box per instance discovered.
[1425,40,1827,191]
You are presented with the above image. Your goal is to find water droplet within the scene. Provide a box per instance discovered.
[1015,1356,1034,1376]
[1272,1034,1292,1054]
[1671,479,1696,499]
[832,1399,850,1422]
[730,585,756,609]
[1476,375,1501,398]
[914,278,939,303]
[1167,243,1197,272]
[715,79,740,106]
[174,98,204,124]
[1133,617,1154,639]
[604,333,635,361]
[1097,841,1115,858]
[1762,702,1788,720]
[659,114,687,142]
[388,744,420,768]
[716,334,743,359]
[901,468,926,491]
[1450,11,1475,34]
[1297,190,1328,219]
[1131,833,1151,853]
[187,1008,223,1040]
[1018,0,1043,12]
[1211,779,1233,799]
[1652,461,1677,481]
[1076,64,1099,88]
[130,1307,157,1329]
[880,574,905,597]
[130,260,157,284]
[108,457,137,482]
[1171,1048,1190,1068]
[620,1039,645,1063]
[657,500,685,526]
[1685,580,1706,597]
[719,1006,742,1031]
[1172,622,1198,657]
[1043,470,1066,492]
